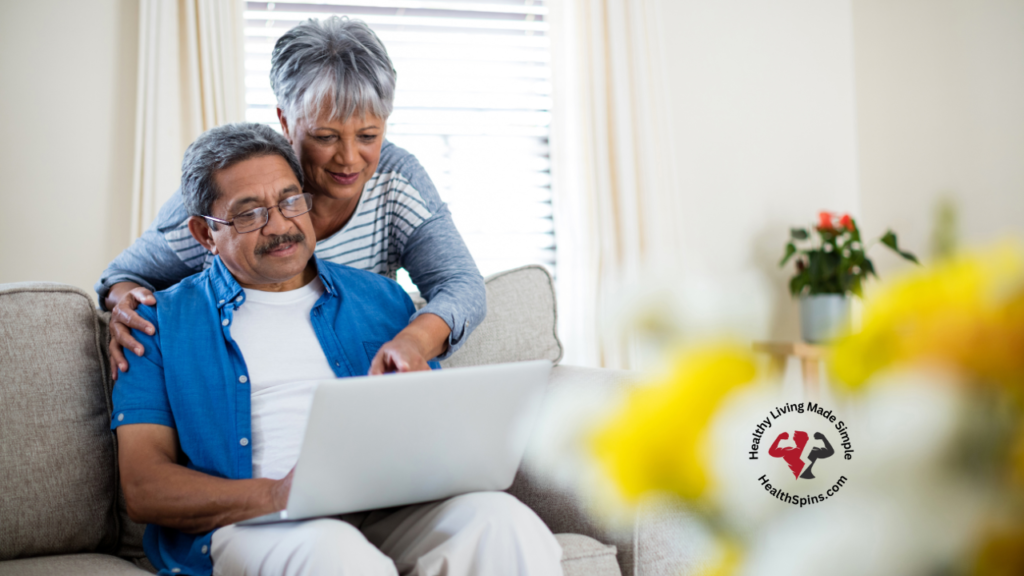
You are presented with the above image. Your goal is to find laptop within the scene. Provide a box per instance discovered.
[238,359,552,525]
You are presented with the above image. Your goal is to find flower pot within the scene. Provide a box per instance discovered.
[800,294,849,343]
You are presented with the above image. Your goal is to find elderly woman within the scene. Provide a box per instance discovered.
[98,16,485,377]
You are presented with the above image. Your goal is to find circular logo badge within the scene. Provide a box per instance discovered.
[748,401,854,507]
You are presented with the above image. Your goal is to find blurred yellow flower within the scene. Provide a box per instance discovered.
[700,539,742,576]
[830,243,1024,391]
[972,525,1024,576]
[590,344,757,504]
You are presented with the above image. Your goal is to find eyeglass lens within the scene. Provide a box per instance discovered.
[233,193,313,233]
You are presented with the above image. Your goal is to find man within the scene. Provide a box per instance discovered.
[111,123,562,576]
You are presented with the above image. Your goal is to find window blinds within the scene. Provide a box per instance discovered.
[243,1,555,280]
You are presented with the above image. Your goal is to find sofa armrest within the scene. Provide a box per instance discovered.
[508,365,713,576]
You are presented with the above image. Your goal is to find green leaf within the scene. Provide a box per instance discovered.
[798,247,850,294]
[823,250,841,282]
[850,276,863,298]
[900,250,919,264]
[863,258,877,278]
[790,228,809,241]
[779,242,797,267]
[789,272,809,297]
[880,230,920,264]
[808,251,823,285]
[880,231,895,245]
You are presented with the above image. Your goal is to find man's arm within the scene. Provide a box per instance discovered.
[117,424,291,534]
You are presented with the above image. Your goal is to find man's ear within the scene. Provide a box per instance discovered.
[188,216,219,255]
[276,108,294,145]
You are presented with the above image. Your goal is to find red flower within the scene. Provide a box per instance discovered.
[839,214,854,231]
[817,211,834,231]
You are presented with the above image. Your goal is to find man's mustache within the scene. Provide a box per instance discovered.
[254,232,306,256]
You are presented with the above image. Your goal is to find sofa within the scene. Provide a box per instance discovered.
[0,265,700,576]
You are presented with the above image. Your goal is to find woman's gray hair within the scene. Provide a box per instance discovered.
[181,122,304,221]
[270,16,396,125]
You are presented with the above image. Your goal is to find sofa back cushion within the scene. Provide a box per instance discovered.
[0,283,117,559]
[439,265,563,368]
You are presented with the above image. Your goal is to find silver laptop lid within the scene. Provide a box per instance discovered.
[284,360,552,520]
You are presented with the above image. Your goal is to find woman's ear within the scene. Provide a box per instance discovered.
[276,108,294,144]
[188,216,219,255]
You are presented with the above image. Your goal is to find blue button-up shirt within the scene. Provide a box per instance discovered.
[111,255,438,576]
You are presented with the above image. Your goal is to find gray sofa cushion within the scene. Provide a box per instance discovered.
[441,265,563,368]
[95,312,150,566]
[0,553,151,575]
[556,533,620,576]
[0,283,117,560]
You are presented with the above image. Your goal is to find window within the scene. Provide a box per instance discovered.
[243,1,555,285]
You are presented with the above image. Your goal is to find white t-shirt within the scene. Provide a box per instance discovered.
[230,277,337,480]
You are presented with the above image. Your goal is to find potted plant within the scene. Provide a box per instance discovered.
[780,211,918,342]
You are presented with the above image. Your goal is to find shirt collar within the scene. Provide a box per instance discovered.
[209,254,334,310]
[313,256,337,296]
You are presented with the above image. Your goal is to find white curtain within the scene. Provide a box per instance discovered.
[131,0,247,240]
[550,0,681,369]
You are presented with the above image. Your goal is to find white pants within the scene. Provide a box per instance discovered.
[211,492,563,576]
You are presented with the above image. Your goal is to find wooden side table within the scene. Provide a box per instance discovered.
[753,341,824,396]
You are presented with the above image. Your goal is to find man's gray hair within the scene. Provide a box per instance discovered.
[181,122,304,220]
[270,16,396,125]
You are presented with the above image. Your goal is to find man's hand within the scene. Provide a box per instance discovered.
[368,313,451,375]
[269,468,295,511]
[106,282,157,380]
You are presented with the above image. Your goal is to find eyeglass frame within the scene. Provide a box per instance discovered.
[201,192,314,234]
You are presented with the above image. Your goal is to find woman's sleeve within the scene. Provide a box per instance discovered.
[401,203,487,360]
[94,189,206,310]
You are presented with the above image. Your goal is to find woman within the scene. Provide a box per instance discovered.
[99,16,485,378]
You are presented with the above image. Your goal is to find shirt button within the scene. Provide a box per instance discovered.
[171,569,181,574]
[239,375,248,383]
[201,545,209,554]
[218,299,225,305]
[240,437,249,447]
[236,296,243,302]
[335,361,340,367]
[222,319,229,326]
[117,413,124,422]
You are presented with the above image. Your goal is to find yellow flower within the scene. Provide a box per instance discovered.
[972,525,1024,576]
[699,539,742,576]
[830,243,1024,391]
[589,344,758,504]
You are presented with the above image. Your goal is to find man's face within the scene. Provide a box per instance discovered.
[191,154,316,290]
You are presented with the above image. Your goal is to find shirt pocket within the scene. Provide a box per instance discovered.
[363,341,386,363]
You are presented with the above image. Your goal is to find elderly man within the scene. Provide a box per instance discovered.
[111,123,562,576]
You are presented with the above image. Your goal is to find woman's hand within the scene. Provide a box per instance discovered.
[369,313,451,375]
[106,282,157,380]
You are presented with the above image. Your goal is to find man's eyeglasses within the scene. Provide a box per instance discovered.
[203,193,314,234]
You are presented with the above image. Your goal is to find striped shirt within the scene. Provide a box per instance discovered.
[97,140,486,358]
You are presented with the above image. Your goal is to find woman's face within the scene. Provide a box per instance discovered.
[278,109,385,204]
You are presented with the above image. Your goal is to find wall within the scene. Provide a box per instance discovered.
[853,0,1024,275]
[656,0,861,342]
[0,0,138,302]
